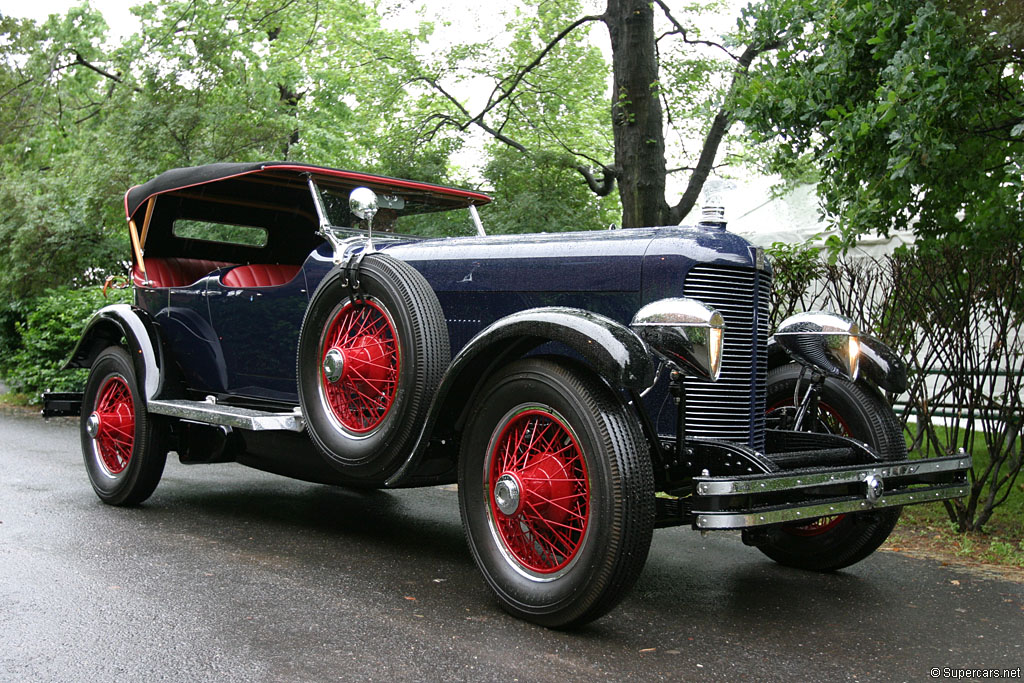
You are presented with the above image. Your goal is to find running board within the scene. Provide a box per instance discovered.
[147,399,305,432]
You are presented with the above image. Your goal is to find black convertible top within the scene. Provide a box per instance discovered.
[123,161,491,221]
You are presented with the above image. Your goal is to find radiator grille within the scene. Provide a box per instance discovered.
[682,265,771,452]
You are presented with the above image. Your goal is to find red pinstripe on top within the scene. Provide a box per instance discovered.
[123,163,491,223]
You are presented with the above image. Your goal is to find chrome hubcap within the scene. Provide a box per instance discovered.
[86,412,101,439]
[493,473,521,516]
[865,474,884,503]
[322,348,345,383]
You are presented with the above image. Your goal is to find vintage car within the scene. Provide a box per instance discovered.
[44,161,971,628]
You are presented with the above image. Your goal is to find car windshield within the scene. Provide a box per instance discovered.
[315,183,481,238]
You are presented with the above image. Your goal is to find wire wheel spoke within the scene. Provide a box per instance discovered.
[768,398,852,536]
[93,376,135,475]
[321,299,399,434]
[489,409,590,574]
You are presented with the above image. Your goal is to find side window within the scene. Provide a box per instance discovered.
[173,219,267,247]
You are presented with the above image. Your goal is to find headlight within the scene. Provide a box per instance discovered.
[774,312,860,380]
[630,298,725,381]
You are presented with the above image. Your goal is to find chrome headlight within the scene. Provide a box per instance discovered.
[630,298,725,381]
[774,312,861,380]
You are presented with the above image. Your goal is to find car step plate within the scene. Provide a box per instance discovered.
[147,399,305,432]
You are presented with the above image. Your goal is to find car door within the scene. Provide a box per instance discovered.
[206,265,310,402]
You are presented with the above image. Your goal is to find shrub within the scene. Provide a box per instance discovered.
[767,237,1024,532]
[1,285,132,401]
[765,240,827,330]
[0,297,30,382]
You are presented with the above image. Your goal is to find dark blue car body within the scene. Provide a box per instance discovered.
[140,224,767,453]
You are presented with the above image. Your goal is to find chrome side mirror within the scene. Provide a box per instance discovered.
[774,312,860,380]
[349,186,379,253]
[349,187,378,222]
[631,298,725,381]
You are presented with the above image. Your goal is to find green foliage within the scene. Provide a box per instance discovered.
[0,0,470,296]
[0,297,31,380]
[481,146,620,233]
[413,0,622,233]
[407,0,770,228]
[900,424,1024,559]
[736,0,1024,247]
[0,286,132,401]
[764,239,825,328]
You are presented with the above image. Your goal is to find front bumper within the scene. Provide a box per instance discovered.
[677,429,971,531]
[691,453,970,529]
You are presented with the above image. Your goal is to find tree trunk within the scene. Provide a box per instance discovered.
[278,83,302,157]
[605,0,670,228]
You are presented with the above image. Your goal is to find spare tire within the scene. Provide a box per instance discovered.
[297,252,449,483]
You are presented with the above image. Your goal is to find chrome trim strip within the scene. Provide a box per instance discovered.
[694,484,970,530]
[307,175,331,231]
[88,304,161,401]
[469,204,486,236]
[695,454,971,496]
[148,399,305,432]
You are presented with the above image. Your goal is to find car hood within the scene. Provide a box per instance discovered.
[381,226,760,295]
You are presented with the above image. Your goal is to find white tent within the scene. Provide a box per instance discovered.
[715,179,916,256]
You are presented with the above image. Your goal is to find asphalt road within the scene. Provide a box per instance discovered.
[1,408,1021,682]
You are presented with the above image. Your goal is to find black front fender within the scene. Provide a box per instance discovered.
[448,307,655,391]
[767,333,907,394]
[859,334,907,394]
[385,307,655,487]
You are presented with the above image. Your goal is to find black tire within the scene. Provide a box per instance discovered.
[80,346,167,505]
[756,363,904,571]
[297,253,449,483]
[458,357,655,628]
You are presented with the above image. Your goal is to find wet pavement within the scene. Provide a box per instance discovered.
[1,409,1021,681]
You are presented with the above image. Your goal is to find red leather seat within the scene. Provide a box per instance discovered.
[133,258,234,288]
[221,264,301,288]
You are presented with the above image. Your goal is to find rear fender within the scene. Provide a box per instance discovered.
[65,304,170,401]
[386,307,655,487]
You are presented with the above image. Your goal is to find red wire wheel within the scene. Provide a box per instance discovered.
[89,375,136,475]
[458,358,654,627]
[486,407,590,576]
[80,346,167,506]
[756,364,906,571]
[318,298,400,434]
[767,397,852,537]
[298,254,450,483]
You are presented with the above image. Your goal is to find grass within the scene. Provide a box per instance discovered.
[0,392,32,407]
[893,505,1024,569]
[891,422,1024,570]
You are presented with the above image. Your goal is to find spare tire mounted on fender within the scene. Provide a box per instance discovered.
[297,252,449,483]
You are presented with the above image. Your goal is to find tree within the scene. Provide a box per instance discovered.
[0,7,132,298]
[0,0,456,298]
[740,0,1024,532]
[449,0,620,232]
[735,0,1024,248]
[409,0,792,228]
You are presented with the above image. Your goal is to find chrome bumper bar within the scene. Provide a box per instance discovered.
[691,452,971,530]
